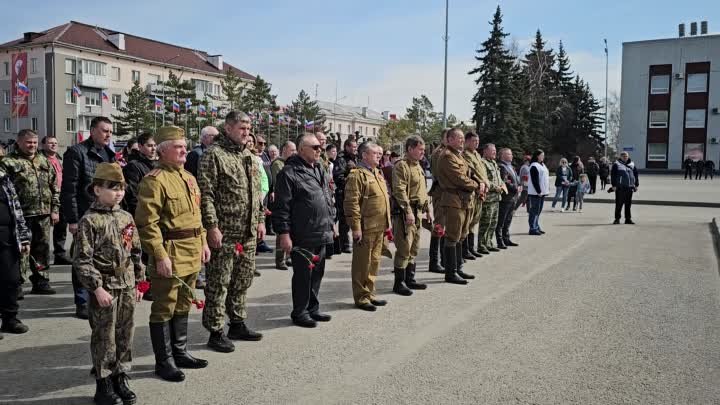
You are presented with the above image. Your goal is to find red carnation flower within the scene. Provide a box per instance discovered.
[434,224,446,237]
[235,242,245,256]
[384,228,394,242]
[193,299,205,309]
[311,255,320,263]
[308,263,315,270]
[137,280,151,294]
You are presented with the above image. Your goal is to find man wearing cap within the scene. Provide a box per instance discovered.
[198,111,265,353]
[135,126,210,383]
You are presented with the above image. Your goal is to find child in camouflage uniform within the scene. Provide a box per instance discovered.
[74,163,144,405]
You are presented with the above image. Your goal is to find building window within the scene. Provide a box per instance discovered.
[111,67,121,81]
[3,91,9,104]
[193,79,211,93]
[328,122,333,131]
[31,58,37,74]
[112,94,121,109]
[3,62,8,76]
[132,70,140,83]
[373,127,376,136]
[147,74,160,85]
[31,117,38,131]
[215,84,221,95]
[81,60,106,76]
[687,73,708,93]
[65,89,77,104]
[650,75,670,94]
[647,143,667,161]
[347,124,351,133]
[3,118,10,132]
[65,59,76,74]
[685,109,706,128]
[85,91,101,107]
[66,118,76,132]
[684,143,704,160]
[84,117,93,130]
[31,88,37,104]
[648,110,668,128]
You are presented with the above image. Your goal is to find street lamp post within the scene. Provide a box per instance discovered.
[442,0,449,128]
[604,39,609,158]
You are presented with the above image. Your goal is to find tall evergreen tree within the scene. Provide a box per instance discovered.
[220,69,246,111]
[405,95,438,142]
[160,71,198,126]
[285,90,325,142]
[112,80,153,136]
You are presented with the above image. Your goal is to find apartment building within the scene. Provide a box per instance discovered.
[0,21,254,150]
[318,100,389,144]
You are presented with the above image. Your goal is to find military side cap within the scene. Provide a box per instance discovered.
[155,126,186,144]
[94,163,125,184]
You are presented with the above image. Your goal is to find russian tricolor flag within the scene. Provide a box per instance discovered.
[172,101,180,112]
[154,96,163,108]
[185,98,192,108]
[101,91,109,102]
[72,86,82,97]
[198,104,206,116]
[16,81,30,96]
[304,120,314,129]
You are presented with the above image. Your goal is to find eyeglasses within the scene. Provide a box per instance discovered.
[257,142,266,146]
[306,145,322,151]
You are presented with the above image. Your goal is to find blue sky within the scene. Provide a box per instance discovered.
[2,0,718,120]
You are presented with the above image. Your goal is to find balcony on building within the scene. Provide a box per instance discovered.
[77,60,109,89]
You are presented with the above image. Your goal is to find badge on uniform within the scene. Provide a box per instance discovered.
[122,223,135,250]
[186,178,201,207]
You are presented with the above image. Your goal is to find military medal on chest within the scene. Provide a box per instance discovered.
[121,223,135,250]
[186,177,201,207]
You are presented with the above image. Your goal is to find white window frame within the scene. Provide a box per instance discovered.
[3,118,10,132]
[3,90,9,105]
[147,74,160,85]
[66,118,76,132]
[685,109,706,128]
[111,66,121,81]
[81,60,106,76]
[112,94,121,109]
[648,110,668,128]
[647,143,667,162]
[650,75,670,94]
[686,73,708,93]
[84,117,93,131]
[65,89,77,104]
[132,70,140,83]
[65,59,76,74]
[31,88,37,104]
[30,58,37,74]
[85,91,101,107]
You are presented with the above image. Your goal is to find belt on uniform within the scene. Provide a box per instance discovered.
[163,227,202,240]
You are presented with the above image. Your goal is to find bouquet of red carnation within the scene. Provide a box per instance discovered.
[137,280,151,294]
[384,228,394,242]
[192,299,205,309]
[292,247,321,270]
[434,223,446,237]
[174,276,205,311]
[235,242,245,256]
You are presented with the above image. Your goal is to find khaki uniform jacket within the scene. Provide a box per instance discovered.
[462,149,488,189]
[270,158,285,191]
[135,162,206,277]
[344,164,391,233]
[391,159,428,216]
[0,151,59,217]
[482,158,503,203]
[436,146,479,209]
[428,145,446,199]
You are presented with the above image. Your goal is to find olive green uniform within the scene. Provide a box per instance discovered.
[478,158,503,249]
[344,164,391,305]
[428,145,445,233]
[462,149,488,231]
[391,158,428,269]
[434,147,478,244]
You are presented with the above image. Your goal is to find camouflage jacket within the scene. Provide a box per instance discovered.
[481,158,503,203]
[75,202,144,291]
[0,150,59,217]
[198,133,263,240]
[0,171,31,250]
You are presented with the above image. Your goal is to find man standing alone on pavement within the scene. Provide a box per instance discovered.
[495,148,521,248]
[344,142,391,311]
[62,116,116,319]
[198,111,265,353]
[273,134,335,327]
[271,141,297,270]
[41,135,71,265]
[609,151,639,225]
[1,129,59,295]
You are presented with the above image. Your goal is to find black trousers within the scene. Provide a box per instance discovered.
[290,245,326,319]
[588,174,597,194]
[0,245,21,318]
[684,167,693,179]
[614,188,634,220]
[52,211,67,258]
[695,168,703,180]
[495,201,516,241]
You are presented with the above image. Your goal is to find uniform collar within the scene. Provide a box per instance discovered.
[90,201,120,212]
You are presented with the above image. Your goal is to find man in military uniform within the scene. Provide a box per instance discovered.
[344,141,391,311]
[477,143,505,253]
[333,139,358,253]
[198,111,265,353]
[435,128,479,284]
[136,126,210,383]
[462,132,488,257]
[271,141,296,270]
[427,132,448,274]
[391,135,430,296]
[0,129,59,294]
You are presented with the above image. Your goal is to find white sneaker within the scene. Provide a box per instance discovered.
[579,209,583,213]
[561,208,566,212]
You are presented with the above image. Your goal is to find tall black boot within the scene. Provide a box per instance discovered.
[170,315,208,369]
[428,236,445,273]
[462,238,476,260]
[439,237,447,270]
[405,262,427,290]
[149,322,185,382]
[94,377,122,405]
[467,232,482,257]
[496,237,508,250]
[456,243,475,280]
[444,244,467,285]
[392,267,413,296]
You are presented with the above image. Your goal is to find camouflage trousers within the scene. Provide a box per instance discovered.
[392,215,420,268]
[478,201,499,249]
[89,286,135,378]
[23,215,51,282]
[202,239,256,332]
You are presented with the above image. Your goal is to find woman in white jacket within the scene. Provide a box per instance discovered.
[527,150,550,235]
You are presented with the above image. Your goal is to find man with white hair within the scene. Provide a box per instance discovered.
[184,126,218,178]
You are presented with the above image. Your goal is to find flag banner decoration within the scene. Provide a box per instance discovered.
[211,106,218,117]
[185,98,192,108]
[72,86,82,97]
[11,52,28,118]
[101,91,109,101]
[304,120,314,129]
[198,104,207,116]
[172,101,180,112]
[154,96,163,108]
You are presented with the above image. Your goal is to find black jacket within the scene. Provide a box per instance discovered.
[586,162,599,176]
[498,160,520,202]
[61,139,115,224]
[332,151,357,197]
[272,154,335,248]
[122,150,154,216]
[184,144,207,178]
[599,162,610,178]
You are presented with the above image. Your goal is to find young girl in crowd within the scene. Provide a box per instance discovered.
[574,173,591,212]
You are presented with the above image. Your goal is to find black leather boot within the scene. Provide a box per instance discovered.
[94,377,122,405]
[462,238,476,260]
[476,233,490,254]
[227,320,263,341]
[170,315,208,369]
[503,238,518,247]
[112,373,137,405]
[405,262,427,290]
[467,232,482,257]
[428,236,445,273]
[439,236,447,270]
[444,244,467,285]
[456,243,475,280]
[149,322,185,382]
[496,237,508,249]
[392,267,413,296]
[207,330,235,353]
